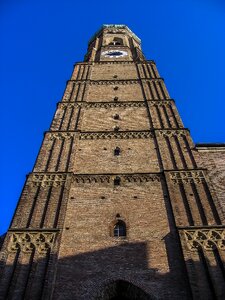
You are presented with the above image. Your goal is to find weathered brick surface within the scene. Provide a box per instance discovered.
[53,179,189,299]
[80,105,150,131]
[73,138,159,173]
[195,146,225,216]
[90,63,138,80]
[86,81,144,102]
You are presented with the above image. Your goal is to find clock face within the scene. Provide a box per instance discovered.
[101,50,128,58]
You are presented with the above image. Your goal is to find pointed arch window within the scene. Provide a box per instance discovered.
[114,220,126,237]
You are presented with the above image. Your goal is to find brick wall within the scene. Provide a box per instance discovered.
[195,146,225,215]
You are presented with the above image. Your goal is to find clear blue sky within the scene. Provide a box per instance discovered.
[0,0,225,234]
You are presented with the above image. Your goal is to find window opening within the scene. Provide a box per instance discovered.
[108,37,123,46]
[114,176,121,186]
[114,220,126,237]
[113,114,120,120]
[114,147,120,156]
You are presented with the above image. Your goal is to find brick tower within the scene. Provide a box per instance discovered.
[1,24,225,299]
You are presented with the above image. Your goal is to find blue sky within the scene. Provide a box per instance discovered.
[0,0,225,234]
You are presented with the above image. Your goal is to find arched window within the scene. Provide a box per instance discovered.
[114,220,126,237]
[108,37,123,46]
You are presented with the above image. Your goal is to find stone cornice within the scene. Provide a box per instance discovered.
[195,143,225,152]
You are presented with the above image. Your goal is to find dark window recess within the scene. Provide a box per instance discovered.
[114,126,119,132]
[113,75,118,78]
[113,114,120,120]
[114,220,126,237]
[109,37,123,46]
[114,147,120,156]
[114,97,118,101]
[114,86,119,90]
[114,176,121,186]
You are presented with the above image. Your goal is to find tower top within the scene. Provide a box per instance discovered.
[88,24,141,45]
[86,24,144,62]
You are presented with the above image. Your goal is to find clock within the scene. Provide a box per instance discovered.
[101,50,128,58]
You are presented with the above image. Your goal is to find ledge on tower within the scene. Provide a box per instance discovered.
[195,143,225,151]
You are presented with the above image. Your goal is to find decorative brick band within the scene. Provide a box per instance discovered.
[8,231,56,254]
[78,78,163,85]
[78,60,155,65]
[60,103,82,109]
[73,174,110,184]
[79,131,154,140]
[28,173,67,187]
[180,228,225,251]
[123,173,161,183]
[59,101,146,109]
[59,100,174,110]
[85,101,146,109]
[148,100,172,107]
[169,170,205,184]
[89,80,139,85]
[49,132,74,140]
[90,61,135,65]
[72,173,161,184]
[156,129,188,138]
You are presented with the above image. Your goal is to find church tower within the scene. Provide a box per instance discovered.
[0,24,225,299]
